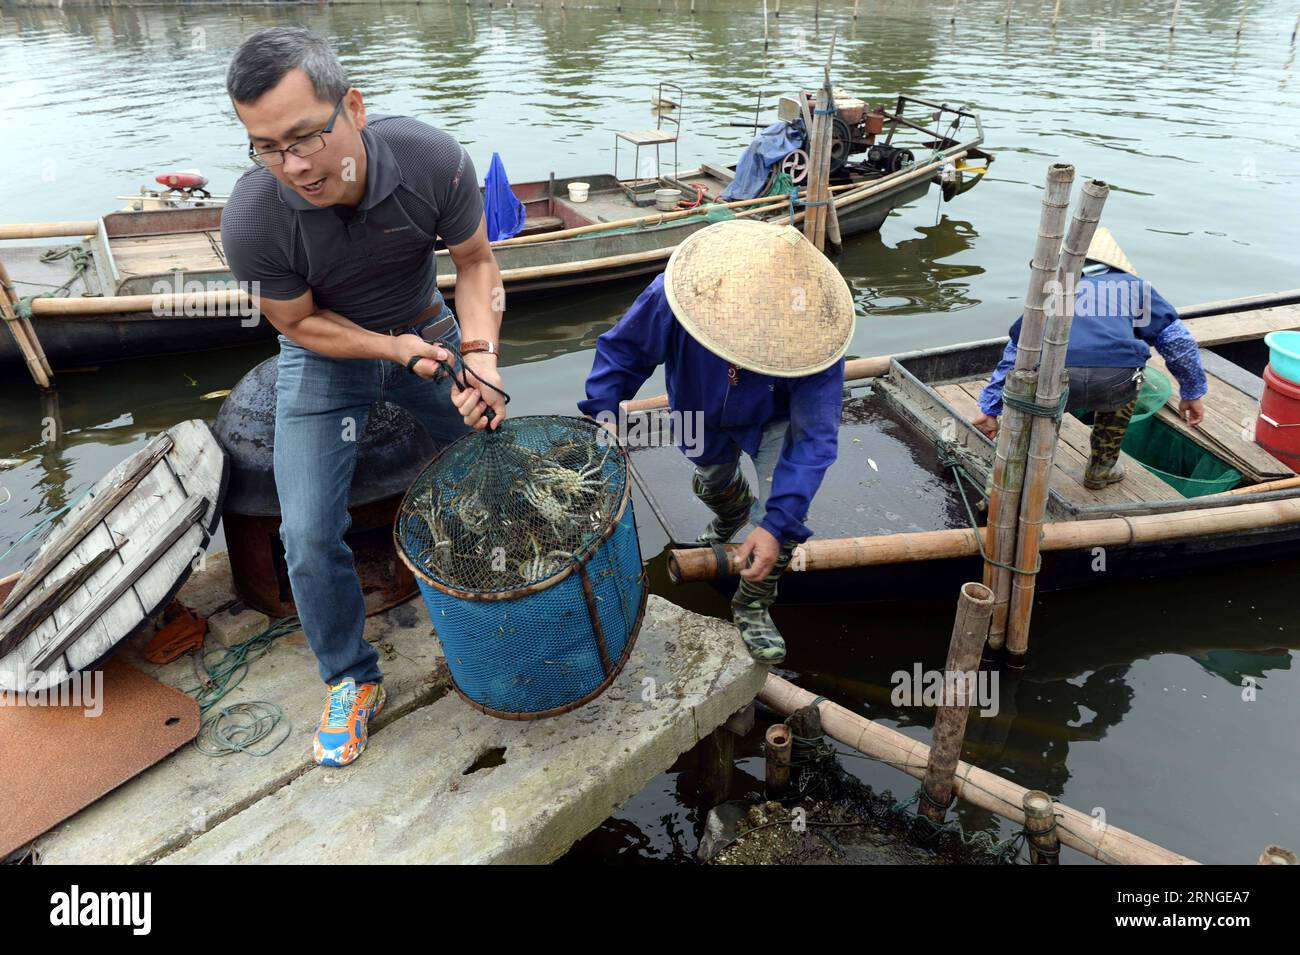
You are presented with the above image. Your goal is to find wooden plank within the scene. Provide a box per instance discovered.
[1183,304,1300,348]
[1,432,174,614]
[0,547,120,658]
[934,382,1100,505]
[110,232,226,276]
[31,495,208,671]
[163,420,224,525]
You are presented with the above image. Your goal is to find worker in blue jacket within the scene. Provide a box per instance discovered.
[971,228,1208,488]
[579,220,855,664]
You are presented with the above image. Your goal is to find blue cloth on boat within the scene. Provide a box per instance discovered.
[978,266,1208,416]
[483,151,526,242]
[720,121,806,202]
[577,275,842,544]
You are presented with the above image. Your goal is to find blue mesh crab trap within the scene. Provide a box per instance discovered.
[395,415,647,719]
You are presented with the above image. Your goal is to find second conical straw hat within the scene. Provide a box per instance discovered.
[1085,226,1137,277]
[663,219,856,377]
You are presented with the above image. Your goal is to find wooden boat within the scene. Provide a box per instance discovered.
[630,294,1300,603]
[0,421,227,694]
[0,95,990,366]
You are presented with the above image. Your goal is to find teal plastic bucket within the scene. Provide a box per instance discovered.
[1264,331,1300,384]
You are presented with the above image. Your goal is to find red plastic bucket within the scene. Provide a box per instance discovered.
[1257,364,1300,472]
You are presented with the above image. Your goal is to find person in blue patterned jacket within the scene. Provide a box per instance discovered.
[971,228,1208,489]
[579,220,855,664]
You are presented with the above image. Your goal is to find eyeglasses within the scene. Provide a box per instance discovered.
[248,96,346,167]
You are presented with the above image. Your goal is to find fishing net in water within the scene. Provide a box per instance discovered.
[712,716,1025,865]
[395,416,647,718]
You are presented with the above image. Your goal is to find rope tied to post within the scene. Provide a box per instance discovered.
[937,441,1043,576]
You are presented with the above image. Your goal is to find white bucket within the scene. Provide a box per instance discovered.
[654,188,680,212]
[567,181,590,202]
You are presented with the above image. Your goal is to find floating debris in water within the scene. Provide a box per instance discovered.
[201,389,232,401]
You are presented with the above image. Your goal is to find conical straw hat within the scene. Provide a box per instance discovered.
[663,219,856,378]
[1085,226,1137,276]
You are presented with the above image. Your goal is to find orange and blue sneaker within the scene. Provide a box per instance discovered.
[312,677,386,767]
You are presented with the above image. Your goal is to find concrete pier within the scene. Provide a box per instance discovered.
[30,553,763,864]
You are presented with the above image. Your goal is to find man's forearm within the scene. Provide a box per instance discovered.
[452,255,504,346]
[276,307,402,362]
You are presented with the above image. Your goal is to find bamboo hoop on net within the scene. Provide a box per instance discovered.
[983,163,1074,649]
[1006,179,1112,658]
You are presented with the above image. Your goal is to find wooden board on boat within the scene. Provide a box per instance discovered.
[0,420,228,694]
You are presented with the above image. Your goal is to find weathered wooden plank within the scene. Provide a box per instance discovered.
[1183,305,1300,348]
[0,547,120,658]
[122,525,209,643]
[162,420,224,524]
[1,432,173,614]
[31,495,208,671]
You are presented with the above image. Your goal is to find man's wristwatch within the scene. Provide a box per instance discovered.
[461,340,498,358]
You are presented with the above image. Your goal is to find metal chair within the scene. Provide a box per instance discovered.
[614,82,683,205]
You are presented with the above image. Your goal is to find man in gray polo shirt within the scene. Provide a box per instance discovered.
[221,27,507,767]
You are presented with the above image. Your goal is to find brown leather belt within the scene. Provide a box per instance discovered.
[385,302,456,340]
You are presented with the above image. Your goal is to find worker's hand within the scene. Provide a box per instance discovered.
[453,352,507,431]
[735,526,780,582]
[396,333,450,379]
[972,412,1000,439]
[1179,398,1205,428]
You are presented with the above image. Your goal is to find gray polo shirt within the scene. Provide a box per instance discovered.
[220,115,483,331]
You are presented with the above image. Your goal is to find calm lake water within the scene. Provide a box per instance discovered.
[1,0,1298,863]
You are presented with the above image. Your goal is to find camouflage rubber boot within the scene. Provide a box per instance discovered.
[1084,397,1137,489]
[731,541,798,664]
[692,468,756,545]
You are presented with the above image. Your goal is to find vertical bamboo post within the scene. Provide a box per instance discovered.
[1292,12,1299,43]
[1051,0,1061,26]
[1024,790,1061,864]
[920,582,994,824]
[984,164,1074,649]
[951,0,960,24]
[1259,845,1298,864]
[765,724,792,795]
[1170,0,1181,32]
[775,0,781,18]
[1005,0,1013,24]
[854,0,860,20]
[803,87,830,251]
[1237,0,1250,35]
[763,0,769,50]
[1005,179,1111,659]
[0,256,53,389]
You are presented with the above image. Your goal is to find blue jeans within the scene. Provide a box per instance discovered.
[274,309,469,686]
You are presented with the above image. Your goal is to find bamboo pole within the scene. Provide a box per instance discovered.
[853,0,860,20]
[951,0,959,23]
[984,163,1074,649]
[1023,790,1061,864]
[622,353,892,412]
[1051,0,1061,26]
[765,724,792,795]
[1208,475,1300,497]
[666,497,1300,583]
[1006,179,1110,659]
[1004,0,1013,24]
[0,256,53,388]
[482,181,865,250]
[0,221,98,241]
[1237,0,1250,35]
[919,582,993,823]
[1170,0,1181,32]
[803,87,831,251]
[763,0,769,50]
[758,674,1200,864]
[29,288,252,316]
[774,0,780,17]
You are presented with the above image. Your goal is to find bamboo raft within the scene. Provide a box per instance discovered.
[642,295,1300,601]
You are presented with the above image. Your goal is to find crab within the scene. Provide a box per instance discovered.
[513,535,573,582]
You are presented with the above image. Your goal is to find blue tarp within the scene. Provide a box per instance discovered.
[720,120,805,202]
[484,151,526,242]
